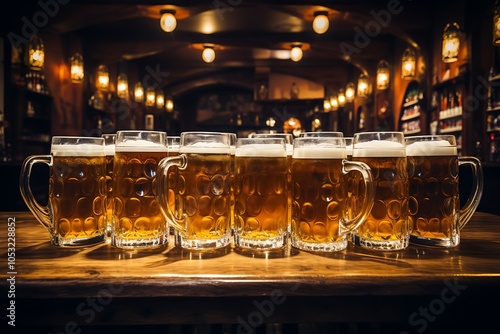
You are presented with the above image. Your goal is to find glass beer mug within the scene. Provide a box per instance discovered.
[19,136,107,247]
[111,130,168,249]
[350,132,410,251]
[233,137,289,249]
[156,132,233,250]
[405,135,483,247]
[291,137,374,252]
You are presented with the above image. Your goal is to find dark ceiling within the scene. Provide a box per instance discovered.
[3,0,438,91]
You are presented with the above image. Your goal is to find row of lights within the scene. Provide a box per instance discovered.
[323,74,370,112]
[95,65,174,111]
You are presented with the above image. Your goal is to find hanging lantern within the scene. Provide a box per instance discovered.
[357,74,369,97]
[145,87,155,107]
[117,73,128,98]
[345,82,355,103]
[401,47,416,79]
[28,35,44,70]
[338,89,346,107]
[96,65,109,91]
[442,22,460,63]
[376,60,390,91]
[494,1,500,45]
[134,82,144,103]
[70,53,84,83]
[156,90,165,109]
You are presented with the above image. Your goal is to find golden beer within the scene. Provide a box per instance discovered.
[20,136,107,247]
[112,133,168,249]
[170,152,232,244]
[351,135,410,251]
[407,154,459,239]
[157,132,233,250]
[50,154,107,241]
[405,135,483,247]
[234,139,288,249]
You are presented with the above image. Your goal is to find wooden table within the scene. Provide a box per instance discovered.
[2,211,500,333]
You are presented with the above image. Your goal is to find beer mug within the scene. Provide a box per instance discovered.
[291,137,374,252]
[234,137,288,249]
[351,132,410,251]
[19,136,107,247]
[111,130,168,249]
[405,135,483,247]
[298,131,344,138]
[102,133,116,235]
[156,132,233,250]
[249,133,293,235]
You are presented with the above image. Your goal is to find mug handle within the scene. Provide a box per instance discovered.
[338,160,375,237]
[19,155,53,233]
[156,154,188,233]
[458,156,484,230]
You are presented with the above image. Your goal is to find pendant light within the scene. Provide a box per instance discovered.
[376,60,390,91]
[442,22,460,63]
[160,10,177,32]
[312,11,329,34]
[28,35,44,70]
[401,47,416,79]
[70,53,84,83]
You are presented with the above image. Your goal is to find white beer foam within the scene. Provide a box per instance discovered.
[353,140,406,158]
[235,144,286,157]
[104,144,115,156]
[406,140,457,156]
[286,143,293,156]
[52,144,105,157]
[115,140,167,153]
[181,142,230,154]
[293,145,346,159]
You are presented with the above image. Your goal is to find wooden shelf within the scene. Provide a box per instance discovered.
[439,111,462,120]
[401,112,421,121]
[440,126,462,134]
[403,129,421,135]
[487,105,500,113]
[402,99,419,108]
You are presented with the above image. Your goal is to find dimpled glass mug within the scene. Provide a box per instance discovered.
[350,132,410,251]
[405,135,483,247]
[111,130,168,249]
[19,136,107,247]
[290,137,375,252]
[156,132,233,250]
[233,137,289,250]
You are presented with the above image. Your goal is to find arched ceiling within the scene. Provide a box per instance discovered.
[3,0,434,91]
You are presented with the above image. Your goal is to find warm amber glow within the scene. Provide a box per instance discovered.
[156,90,165,109]
[401,47,416,79]
[376,60,390,90]
[202,47,216,63]
[330,96,339,111]
[323,99,331,112]
[345,82,355,103]
[442,22,460,63]
[117,73,128,98]
[312,12,329,34]
[494,2,500,46]
[96,64,109,91]
[166,98,174,112]
[338,89,346,107]
[357,74,369,97]
[290,46,303,62]
[134,82,144,102]
[160,11,177,32]
[146,88,155,107]
[70,53,84,83]
[28,36,44,69]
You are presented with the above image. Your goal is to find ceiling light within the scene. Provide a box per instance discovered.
[202,45,216,63]
[290,45,303,62]
[156,90,165,109]
[160,10,177,32]
[70,53,84,83]
[166,97,174,112]
[330,96,339,111]
[313,11,329,34]
[442,22,460,63]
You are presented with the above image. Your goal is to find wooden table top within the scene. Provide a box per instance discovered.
[2,211,500,300]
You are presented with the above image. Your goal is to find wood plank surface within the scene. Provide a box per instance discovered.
[2,211,500,329]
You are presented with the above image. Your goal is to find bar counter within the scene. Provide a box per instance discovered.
[2,211,500,332]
